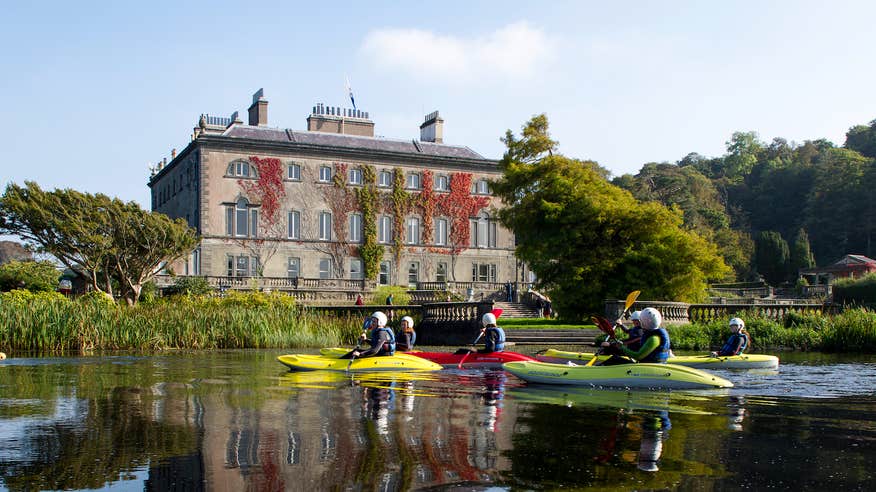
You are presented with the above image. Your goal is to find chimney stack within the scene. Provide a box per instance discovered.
[248,88,268,126]
[420,111,444,144]
[306,102,374,137]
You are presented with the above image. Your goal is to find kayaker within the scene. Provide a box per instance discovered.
[346,311,396,358]
[397,316,417,351]
[617,310,644,351]
[477,312,506,353]
[601,307,671,364]
[712,317,749,357]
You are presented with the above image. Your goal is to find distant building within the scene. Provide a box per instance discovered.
[799,254,876,282]
[148,89,520,298]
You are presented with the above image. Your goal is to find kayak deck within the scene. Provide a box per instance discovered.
[319,347,536,369]
[537,348,779,369]
[503,360,733,389]
[277,353,442,372]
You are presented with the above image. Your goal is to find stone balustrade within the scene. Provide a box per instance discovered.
[605,298,826,324]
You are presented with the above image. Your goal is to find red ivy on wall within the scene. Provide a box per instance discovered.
[436,173,489,254]
[240,156,286,226]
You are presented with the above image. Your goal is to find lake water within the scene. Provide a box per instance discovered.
[1,349,875,491]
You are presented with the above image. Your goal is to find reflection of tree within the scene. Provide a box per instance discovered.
[0,387,197,491]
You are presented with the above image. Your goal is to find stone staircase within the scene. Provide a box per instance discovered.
[493,301,541,318]
[505,329,599,345]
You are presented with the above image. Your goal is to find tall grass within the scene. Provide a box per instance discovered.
[669,308,876,352]
[0,290,361,353]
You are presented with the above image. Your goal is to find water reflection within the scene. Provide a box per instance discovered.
[2,352,876,490]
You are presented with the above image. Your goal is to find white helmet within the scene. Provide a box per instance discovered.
[729,317,744,331]
[482,312,497,326]
[639,308,662,331]
[630,311,641,321]
[401,316,414,328]
[370,311,388,328]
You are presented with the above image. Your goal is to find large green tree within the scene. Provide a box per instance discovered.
[492,115,730,319]
[0,181,198,305]
[755,231,790,285]
[845,119,876,158]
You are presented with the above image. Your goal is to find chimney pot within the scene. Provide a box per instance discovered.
[419,110,444,144]
[248,88,268,126]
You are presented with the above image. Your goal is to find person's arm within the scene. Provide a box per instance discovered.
[357,331,389,357]
[718,335,743,356]
[620,336,660,360]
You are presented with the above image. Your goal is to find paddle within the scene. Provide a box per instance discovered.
[347,317,373,372]
[457,308,503,369]
[586,291,639,367]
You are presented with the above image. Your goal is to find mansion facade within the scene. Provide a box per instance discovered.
[148,90,519,294]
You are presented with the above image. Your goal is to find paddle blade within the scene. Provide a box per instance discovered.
[624,290,641,311]
[592,316,616,339]
[491,308,503,319]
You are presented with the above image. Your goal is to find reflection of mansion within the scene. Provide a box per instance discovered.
[149,89,521,299]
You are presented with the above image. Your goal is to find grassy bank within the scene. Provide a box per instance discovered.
[501,318,597,330]
[0,290,361,353]
[668,308,876,353]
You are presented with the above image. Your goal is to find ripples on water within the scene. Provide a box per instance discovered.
[1,351,876,491]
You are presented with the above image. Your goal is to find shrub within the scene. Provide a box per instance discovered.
[370,285,411,305]
[165,276,212,296]
[0,260,61,292]
[832,273,876,307]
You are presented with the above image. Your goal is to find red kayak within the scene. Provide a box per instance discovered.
[411,349,536,369]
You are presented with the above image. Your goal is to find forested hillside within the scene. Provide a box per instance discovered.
[613,119,876,284]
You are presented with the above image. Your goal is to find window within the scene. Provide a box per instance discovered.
[226,198,258,238]
[379,261,391,285]
[319,258,332,279]
[378,170,392,187]
[318,211,332,241]
[287,163,301,181]
[408,261,419,286]
[350,258,363,280]
[406,217,420,245]
[477,179,489,194]
[436,262,448,283]
[435,175,449,191]
[349,213,362,243]
[287,257,300,278]
[435,218,448,246]
[349,168,362,185]
[472,263,497,282]
[470,216,496,248]
[378,215,392,244]
[288,210,300,239]
[227,254,257,277]
[318,165,332,182]
[226,160,258,178]
[406,172,421,189]
[236,200,250,237]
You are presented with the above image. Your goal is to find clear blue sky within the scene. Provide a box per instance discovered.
[2,0,875,208]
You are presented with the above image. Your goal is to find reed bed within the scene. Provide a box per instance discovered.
[668,307,876,352]
[0,290,361,353]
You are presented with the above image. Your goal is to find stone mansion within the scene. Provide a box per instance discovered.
[148,90,521,298]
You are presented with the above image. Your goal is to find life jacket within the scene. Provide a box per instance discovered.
[720,333,748,356]
[371,326,396,355]
[640,327,671,363]
[484,326,506,352]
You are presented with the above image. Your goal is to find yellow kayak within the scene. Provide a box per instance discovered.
[277,353,442,372]
[503,360,733,389]
[537,348,779,369]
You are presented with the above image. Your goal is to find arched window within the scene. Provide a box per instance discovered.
[226,160,259,179]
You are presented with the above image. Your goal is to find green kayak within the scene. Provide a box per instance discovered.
[537,348,779,369]
[277,353,442,372]
[503,360,733,389]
